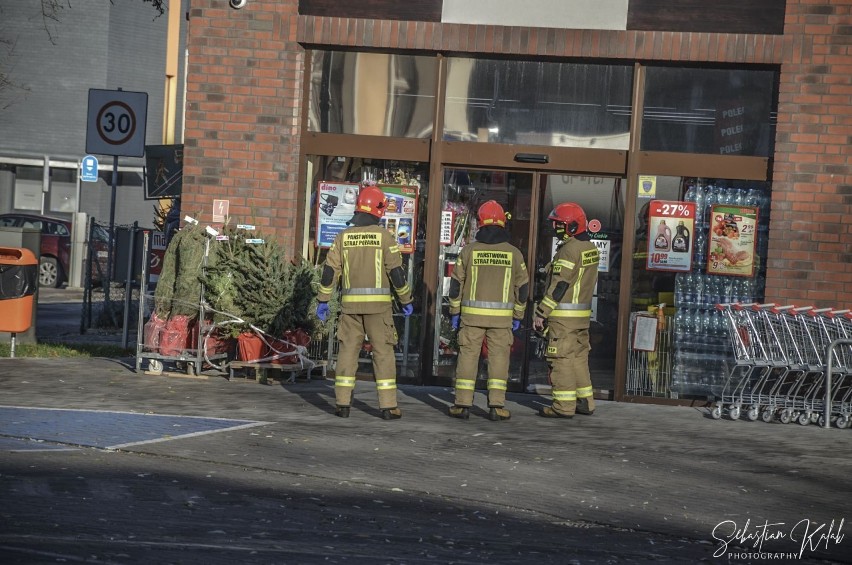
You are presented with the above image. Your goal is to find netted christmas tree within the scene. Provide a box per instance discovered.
[201,223,319,338]
[154,220,211,318]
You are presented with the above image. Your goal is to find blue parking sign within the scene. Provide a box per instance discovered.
[81,155,99,183]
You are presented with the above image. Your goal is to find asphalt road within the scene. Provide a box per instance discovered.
[0,288,848,564]
[1,355,850,564]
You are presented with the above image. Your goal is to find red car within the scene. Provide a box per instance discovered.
[0,213,72,288]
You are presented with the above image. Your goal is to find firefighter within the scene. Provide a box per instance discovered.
[315,183,414,420]
[533,202,600,419]
[448,200,529,421]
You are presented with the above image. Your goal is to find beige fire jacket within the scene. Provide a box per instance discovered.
[449,241,528,329]
[318,225,412,315]
[536,237,599,330]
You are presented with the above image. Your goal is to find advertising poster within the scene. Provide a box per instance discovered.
[646,200,696,272]
[377,184,418,254]
[707,205,758,277]
[315,182,418,254]
[316,181,360,248]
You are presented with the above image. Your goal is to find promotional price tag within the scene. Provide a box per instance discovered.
[440,210,454,245]
[646,200,696,272]
[706,205,758,277]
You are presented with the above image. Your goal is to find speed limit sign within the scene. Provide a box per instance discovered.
[86,89,148,157]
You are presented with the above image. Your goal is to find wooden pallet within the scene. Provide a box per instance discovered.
[228,360,327,384]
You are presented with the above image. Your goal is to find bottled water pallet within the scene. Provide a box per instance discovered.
[712,303,852,429]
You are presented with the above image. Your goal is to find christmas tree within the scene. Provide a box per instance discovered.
[201,223,319,338]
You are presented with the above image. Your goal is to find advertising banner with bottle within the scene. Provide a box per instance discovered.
[646,200,695,272]
[706,205,758,277]
[377,184,418,254]
[316,182,418,253]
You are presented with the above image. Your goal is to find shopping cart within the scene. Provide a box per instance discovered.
[715,300,852,430]
[712,302,771,420]
[720,303,796,422]
[814,309,852,428]
[768,306,828,425]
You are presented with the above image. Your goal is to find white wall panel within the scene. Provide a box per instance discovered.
[442,0,629,31]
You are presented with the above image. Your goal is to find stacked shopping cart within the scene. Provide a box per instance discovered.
[712,303,852,428]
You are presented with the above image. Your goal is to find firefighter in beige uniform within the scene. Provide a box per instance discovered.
[448,201,529,421]
[533,202,599,418]
[315,185,413,420]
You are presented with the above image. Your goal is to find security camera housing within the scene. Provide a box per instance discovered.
[229,0,247,9]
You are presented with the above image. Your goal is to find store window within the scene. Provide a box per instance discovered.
[626,176,771,399]
[305,155,429,380]
[49,168,76,214]
[443,58,633,148]
[307,51,437,138]
[13,166,43,211]
[641,67,778,157]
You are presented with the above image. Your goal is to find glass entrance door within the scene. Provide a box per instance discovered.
[527,174,625,396]
[433,168,625,397]
[434,168,535,388]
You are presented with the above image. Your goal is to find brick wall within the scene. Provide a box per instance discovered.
[183,0,303,250]
[297,17,789,63]
[769,0,852,308]
[183,1,851,308]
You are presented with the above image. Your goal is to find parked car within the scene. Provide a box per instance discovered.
[0,213,73,288]
[0,213,110,288]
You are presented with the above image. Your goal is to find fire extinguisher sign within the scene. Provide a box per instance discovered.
[646,200,695,273]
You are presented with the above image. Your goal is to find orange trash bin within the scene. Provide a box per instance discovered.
[0,246,39,333]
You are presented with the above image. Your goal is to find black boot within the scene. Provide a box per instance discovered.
[382,407,402,420]
[488,407,511,421]
[448,405,470,420]
[576,398,595,416]
[335,406,350,418]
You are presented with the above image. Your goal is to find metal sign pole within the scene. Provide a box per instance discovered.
[105,154,118,318]
[135,231,150,372]
[121,222,139,349]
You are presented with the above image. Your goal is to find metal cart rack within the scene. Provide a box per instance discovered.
[626,311,674,397]
[713,302,852,428]
[135,230,338,381]
[134,232,228,376]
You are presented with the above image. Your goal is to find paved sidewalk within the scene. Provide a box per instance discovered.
[0,356,849,563]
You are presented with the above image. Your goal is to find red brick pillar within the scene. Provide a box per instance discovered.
[182,0,303,251]
[769,1,852,308]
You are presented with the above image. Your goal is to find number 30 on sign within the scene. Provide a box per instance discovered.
[85,89,148,158]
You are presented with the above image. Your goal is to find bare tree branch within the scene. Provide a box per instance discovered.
[40,0,69,45]
[1,1,166,107]
[0,36,32,110]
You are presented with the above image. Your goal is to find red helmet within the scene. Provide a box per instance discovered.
[477,200,508,228]
[356,185,388,218]
[548,202,587,236]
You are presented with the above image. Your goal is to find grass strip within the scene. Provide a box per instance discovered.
[0,341,132,359]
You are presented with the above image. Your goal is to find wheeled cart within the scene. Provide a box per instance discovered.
[135,292,230,376]
[134,231,229,376]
